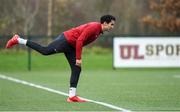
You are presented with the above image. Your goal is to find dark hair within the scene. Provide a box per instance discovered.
[100,15,116,24]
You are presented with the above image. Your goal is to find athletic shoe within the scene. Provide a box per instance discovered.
[6,34,19,48]
[67,96,87,102]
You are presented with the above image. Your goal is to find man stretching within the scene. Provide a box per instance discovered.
[6,15,116,102]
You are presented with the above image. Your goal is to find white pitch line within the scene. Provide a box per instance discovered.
[173,75,180,78]
[0,74,131,112]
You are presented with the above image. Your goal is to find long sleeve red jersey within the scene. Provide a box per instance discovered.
[63,22,103,60]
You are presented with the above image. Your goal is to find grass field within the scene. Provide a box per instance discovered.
[0,50,180,111]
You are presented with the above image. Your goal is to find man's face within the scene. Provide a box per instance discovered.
[103,20,115,32]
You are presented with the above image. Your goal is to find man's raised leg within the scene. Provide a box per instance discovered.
[6,34,57,55]
[6,34,27,48]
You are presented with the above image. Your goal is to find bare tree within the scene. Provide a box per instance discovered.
[47,0,52,36]
[14,0,40,35]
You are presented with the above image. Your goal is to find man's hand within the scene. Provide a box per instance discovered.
[76,59,82,67]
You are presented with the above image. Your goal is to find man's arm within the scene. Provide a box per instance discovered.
[75,26,95,66]
[76,59,82,66]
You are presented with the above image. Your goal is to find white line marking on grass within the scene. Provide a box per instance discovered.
[0,74,131,112]
[173,75,180,78]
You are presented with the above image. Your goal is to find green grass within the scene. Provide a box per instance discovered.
[0,49,112,71]
[0,76,112,111]
[0,50,180,111]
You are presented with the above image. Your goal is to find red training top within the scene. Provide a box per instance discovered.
[64,22,103,60]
